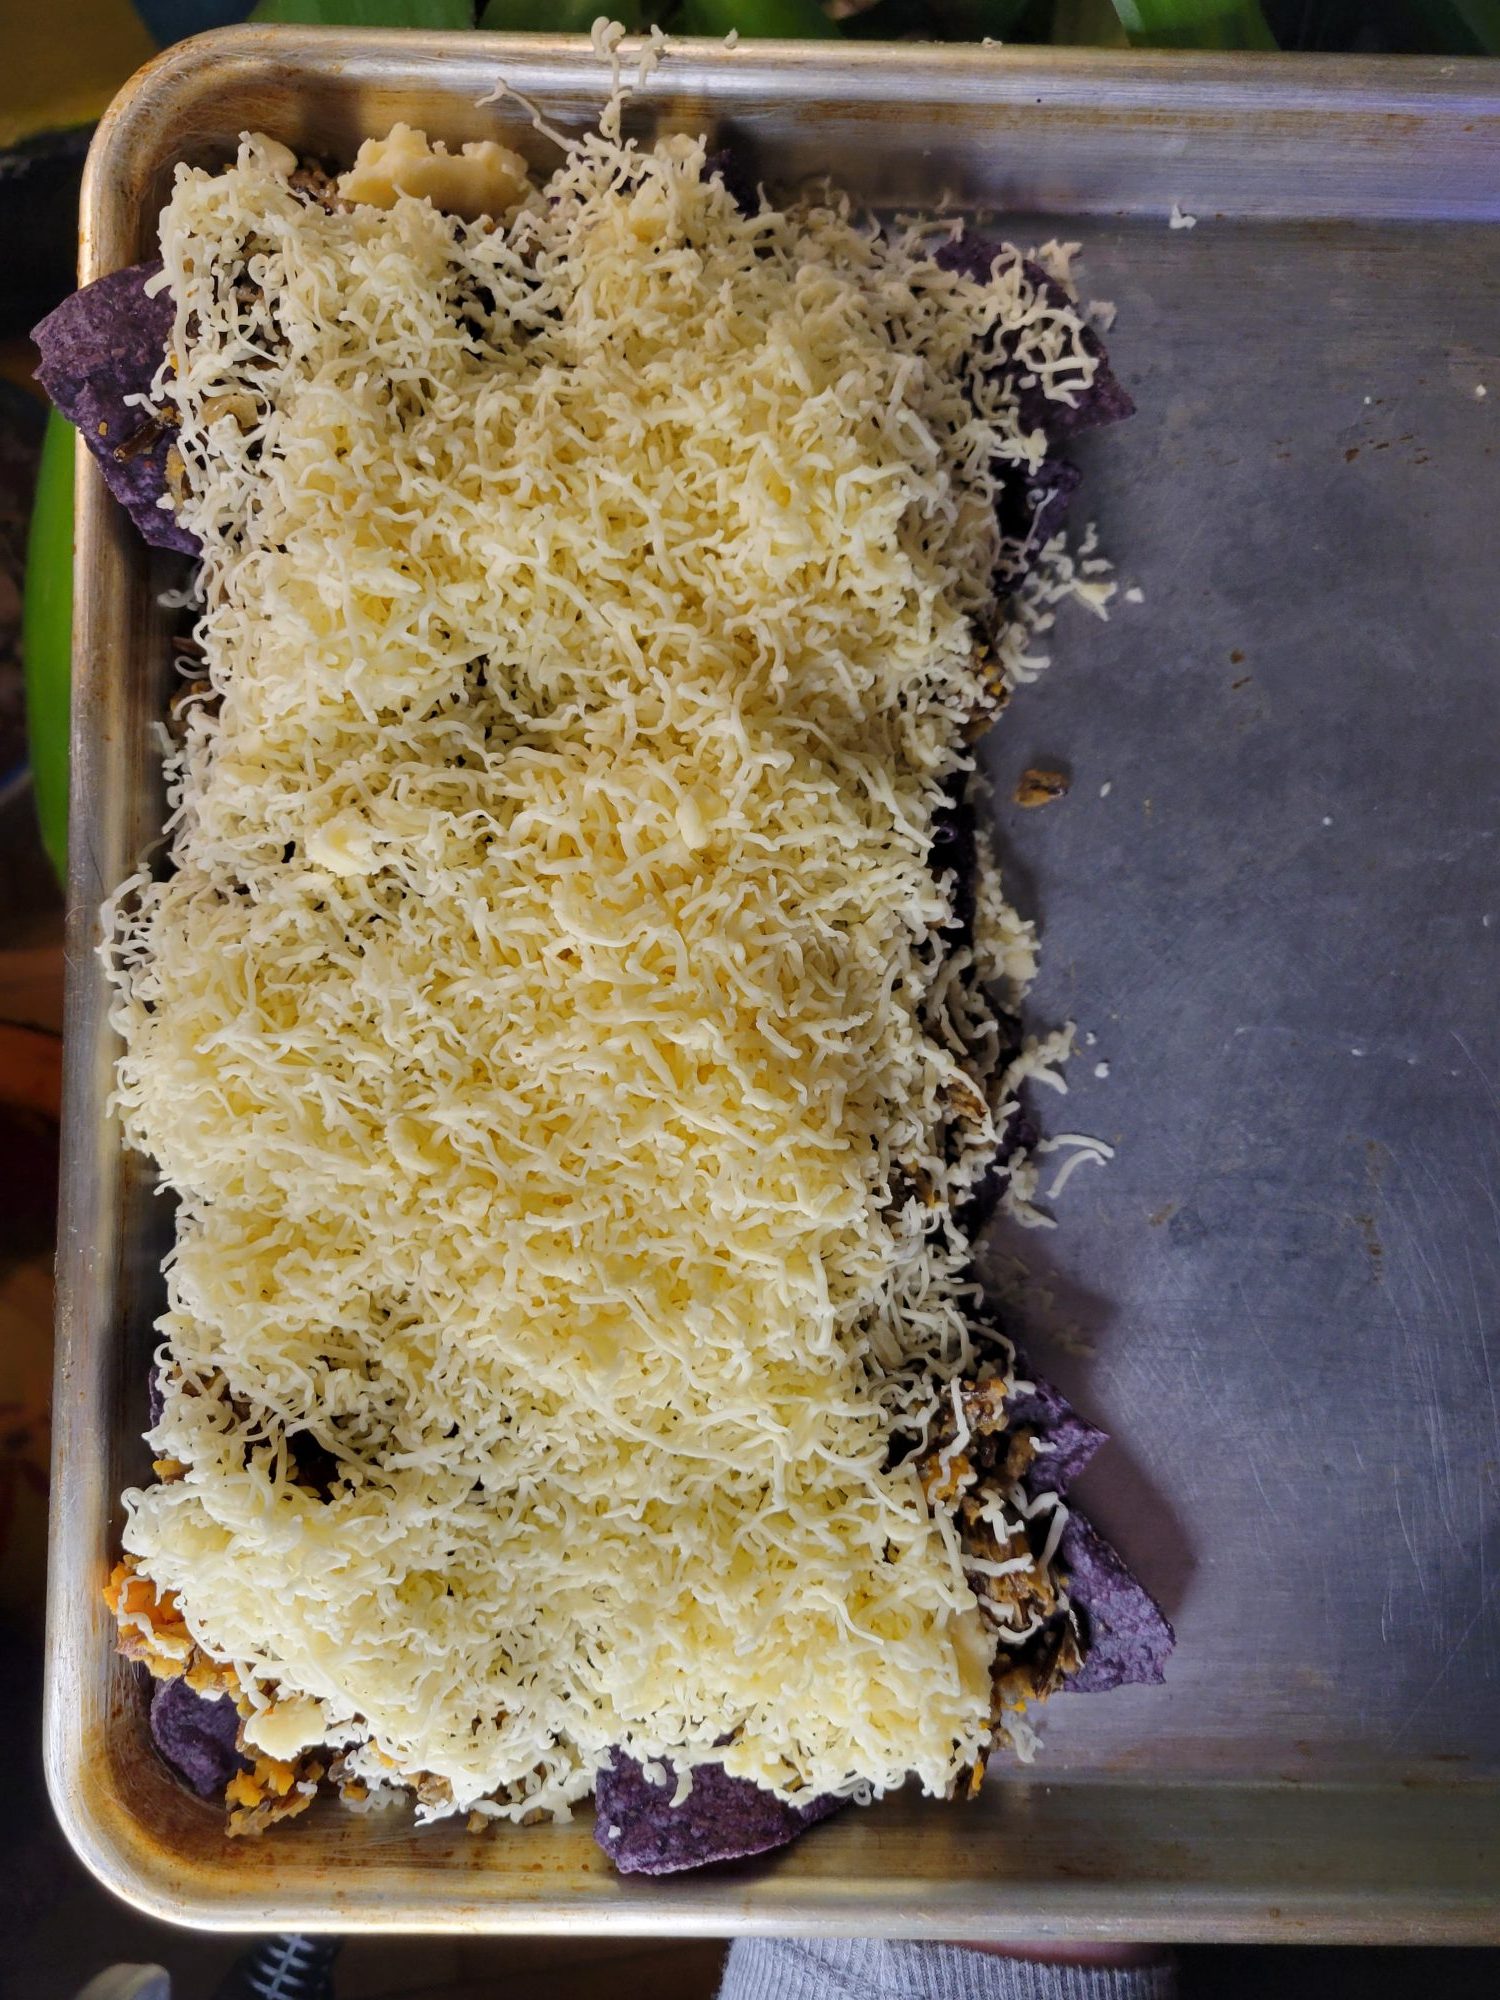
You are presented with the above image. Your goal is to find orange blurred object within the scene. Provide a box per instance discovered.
[0,0,155,150]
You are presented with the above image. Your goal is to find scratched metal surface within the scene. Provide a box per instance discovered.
[977,210,1500,1782]
[47,31,1500,1935]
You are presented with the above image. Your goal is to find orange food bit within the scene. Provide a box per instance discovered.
[225,1770,262,1811]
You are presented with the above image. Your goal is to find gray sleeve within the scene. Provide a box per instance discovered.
[718,1939,1176,2000]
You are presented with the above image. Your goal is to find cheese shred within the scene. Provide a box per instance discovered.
[108,103,1108,1824]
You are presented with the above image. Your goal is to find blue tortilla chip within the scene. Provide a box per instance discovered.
[704,147,761,218]
[149,1674,245,1799]
[1016,453,1082,560]
[930,777,979,944]
[934,237,1134,440]
[994,1364,1173,1691]
[934,234,1130,586]
[1007,1373,1109,1497]
[593,1752,840,1876]
[31,260,197,555]
[1056,1512,1174,1693]
[958,1105,1039,1236]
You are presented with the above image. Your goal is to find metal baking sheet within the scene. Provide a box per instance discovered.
[46,27,1500,1940]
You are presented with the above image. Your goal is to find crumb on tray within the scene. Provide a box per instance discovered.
[1015,768,1070,809]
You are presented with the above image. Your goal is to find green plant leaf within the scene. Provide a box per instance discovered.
[677,0,840,37]
[1110,0,1277,45]
[480,0,641,27]
[1409,0,1500,50]
[22,410,74,889]
[1051,0,1129,41]
[251,0,474,27]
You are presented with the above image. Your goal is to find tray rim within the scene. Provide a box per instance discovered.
[46,23,1500,1940]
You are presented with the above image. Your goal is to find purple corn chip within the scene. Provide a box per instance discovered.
[958,1099,1040,1235]
[32,260,198,555]
[933,233,1009,290]
[149,1674,246,1799]
[594,1752,840,1876]
[1006,1373,1109,1498]
[1056,1512,1174,1693]
[930,777,978,945]
[934,236,1134,440]
[993,452,1081,587]
[703,146,760,218]
[1021,454,1082,555]
[998,1367,1174,1690]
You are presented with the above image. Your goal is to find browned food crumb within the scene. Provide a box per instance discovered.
[1015,767,1069,808]
[105,1557,193,1679]
[113,410,173,464]
[327,1752,374,1807]
[415,1771,455,1811]
[164,443,188,509]
[959,1375,1009,1437]
[921,1449,973,1507]
[288,162,344,213]
[184,1651,243,1702]
[993,1618,1083,1711]
[167,675,218,741]
[964,643,1011,741]
[943,1070,989,1131]
[106,1555,246,1701]
[915,1373,1088,1723]
[890,1160,938,1210]
[226,1751,327,1836]
[198,390,261,433]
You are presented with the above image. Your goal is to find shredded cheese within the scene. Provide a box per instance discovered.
[109,105,1109,1825]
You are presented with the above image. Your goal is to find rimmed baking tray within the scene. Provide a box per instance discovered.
[47,26,1500,1939]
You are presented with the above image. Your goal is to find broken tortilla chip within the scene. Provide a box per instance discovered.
[149,1674,245,1799]
[593,1752,840,1877]
[32,260,197,556]
[1056,1512,1175,1693]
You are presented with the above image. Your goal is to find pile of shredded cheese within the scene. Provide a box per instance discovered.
[108,102,1108,1824]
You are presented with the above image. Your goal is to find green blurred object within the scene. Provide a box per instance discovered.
[479,0,640,26]
[250,0,473,25]
[1050,0,1129,40]
[1412,0,1500,49]
[678,0,840,36]
[22,409,73,889]
[1110,0,1276,44]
